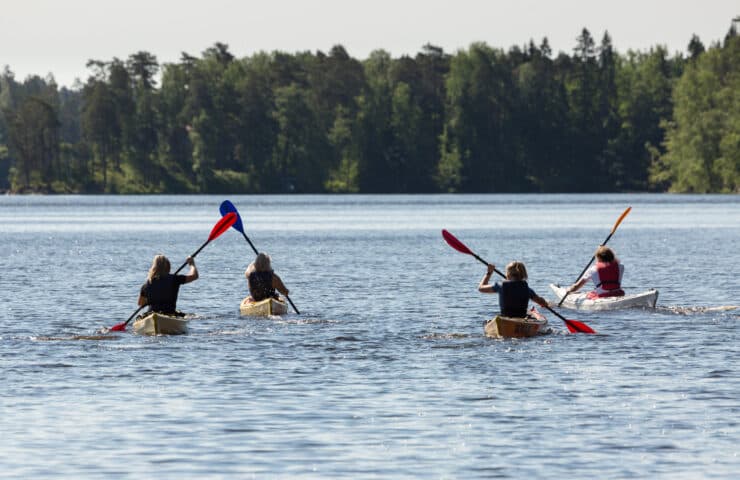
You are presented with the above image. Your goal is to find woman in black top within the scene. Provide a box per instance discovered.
[245,253,289,302]
[478,261,548,318]
[138,254,198,314]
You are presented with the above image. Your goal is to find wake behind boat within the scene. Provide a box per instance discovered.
[484,307,551,338]
[550,284,658,311]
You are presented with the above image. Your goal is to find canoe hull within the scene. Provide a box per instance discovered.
[550,284,658,311]
[239,297,289,316]
[484,307,549,338]
[133,312,189,336]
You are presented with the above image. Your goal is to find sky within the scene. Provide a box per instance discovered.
[1,0,738,88]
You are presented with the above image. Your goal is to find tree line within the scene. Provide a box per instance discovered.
[0,27,737,194]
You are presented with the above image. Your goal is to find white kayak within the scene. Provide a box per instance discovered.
[549,284,658,311]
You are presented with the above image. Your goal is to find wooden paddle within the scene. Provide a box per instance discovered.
[219,200,300,314]
[109,212,238,332]
[557,206,632,307]
[441,229,595,334]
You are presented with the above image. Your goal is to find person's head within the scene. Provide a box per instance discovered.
[505,261,528,281]
[147,254,171,282]
[253,252,272,272]
[595,246,616,263]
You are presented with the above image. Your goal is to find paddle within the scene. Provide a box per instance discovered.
[441,229,595,334]
[557,206,632,307]
[219,200,300,314]
[109,212,238,332]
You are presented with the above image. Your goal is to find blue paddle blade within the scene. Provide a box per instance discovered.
[219,200,244,233]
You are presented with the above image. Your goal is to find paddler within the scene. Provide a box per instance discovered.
[479,261,549,317]
[138,254,199,315]
[566,246,625,299]
[245,252,289,302]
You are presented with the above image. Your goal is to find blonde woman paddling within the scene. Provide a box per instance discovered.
[479,261,549,317]
[245,253,289,302]
[138,255,199,315]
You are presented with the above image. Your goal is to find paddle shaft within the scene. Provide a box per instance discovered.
[241,231,300,315]
[121,305,146,327]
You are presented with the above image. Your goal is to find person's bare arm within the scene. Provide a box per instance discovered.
[183,256,199,284]
[532,293,549,308]
[478,264,496,293]
[273,273,289,296]
[568,277,587,293]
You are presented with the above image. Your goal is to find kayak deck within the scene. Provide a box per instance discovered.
[549,283,658,311]
[239,297,289,316]
[484,307,550,338]
[133,311,189,335]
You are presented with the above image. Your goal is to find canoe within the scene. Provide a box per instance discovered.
[484,307,550,339]
[133,311,189,335]
[549,283,658,311]
[239,297,288,316]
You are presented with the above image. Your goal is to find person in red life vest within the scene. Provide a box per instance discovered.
[245,252,290,302]
[478,261,549,318]
[567,246,625,299]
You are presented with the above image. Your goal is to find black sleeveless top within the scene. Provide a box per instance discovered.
[248,271,276,301]
[140,274,187,313]
[495,280,536,318]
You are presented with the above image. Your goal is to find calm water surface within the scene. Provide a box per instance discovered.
[1,194,738,479]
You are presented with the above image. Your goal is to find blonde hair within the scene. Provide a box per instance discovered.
[505,261,528,281]
[595,246,616,263]
[252,252,272,272]
[147,254,171,282]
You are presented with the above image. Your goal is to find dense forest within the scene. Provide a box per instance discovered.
[0,26,738,194]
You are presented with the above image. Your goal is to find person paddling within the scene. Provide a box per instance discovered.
[479,261,549,317]
[138,254,199,315]
[566,246,625,299]
[245,252,289,302]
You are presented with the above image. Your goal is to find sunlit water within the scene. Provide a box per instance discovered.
[1,194,738,479]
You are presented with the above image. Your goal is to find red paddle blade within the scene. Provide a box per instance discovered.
[208,212,237,241]
[109,322,126,332]
[442,229,473,255]
[564,319,595,334]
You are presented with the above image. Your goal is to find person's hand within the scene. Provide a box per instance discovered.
[487,264,495,275]
[186,256,195,266]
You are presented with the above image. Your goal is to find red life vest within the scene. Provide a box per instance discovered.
[594,261,624,297]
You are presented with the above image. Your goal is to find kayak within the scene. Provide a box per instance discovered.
[133,311,189,335]
[239,297,288,316]
[484,307,550,339]
[549,283,658,311]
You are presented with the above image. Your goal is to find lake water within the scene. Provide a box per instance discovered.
[1,194,738,479]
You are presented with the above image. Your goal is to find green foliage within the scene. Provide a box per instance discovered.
[1,32,736,194]
[655,36,739,192]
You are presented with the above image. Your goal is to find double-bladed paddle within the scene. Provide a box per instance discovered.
[219,200,300,314]
[557,206,632,307]
[110,212,238,332]
[441,229,595,334]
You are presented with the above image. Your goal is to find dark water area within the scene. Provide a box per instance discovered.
[1,194,738,478]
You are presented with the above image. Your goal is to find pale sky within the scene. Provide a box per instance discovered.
[1,0,738,88]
